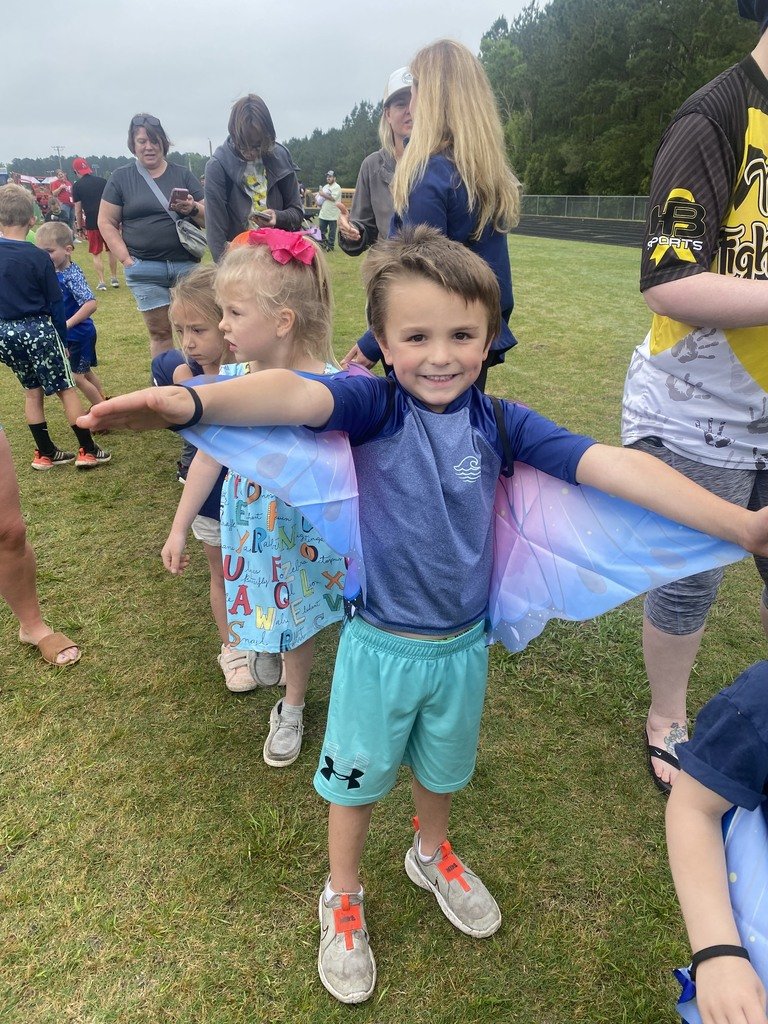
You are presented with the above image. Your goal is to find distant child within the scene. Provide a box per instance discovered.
[0,184,109,470]
[161,229,346,767]
[152,265,248,690]
[667,661,768,1024]
[79,226,768,1005]
[35,221,108,409]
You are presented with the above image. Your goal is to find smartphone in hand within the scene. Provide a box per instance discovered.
[170,188,190,205]
[251,209,271,223]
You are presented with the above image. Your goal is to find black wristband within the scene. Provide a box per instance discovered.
[690,944,750,981]
[168,387,204,432]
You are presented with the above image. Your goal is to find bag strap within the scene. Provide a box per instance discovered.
[134,159,181,223]
[490,396,515,478]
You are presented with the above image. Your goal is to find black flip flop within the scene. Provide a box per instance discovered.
[645,731,680,796]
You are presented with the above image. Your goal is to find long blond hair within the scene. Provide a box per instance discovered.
[391,39,520,237]
[215,237,337,368]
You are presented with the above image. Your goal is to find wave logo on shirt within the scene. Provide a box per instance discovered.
[454,455,481,482]
[647,188,706,266]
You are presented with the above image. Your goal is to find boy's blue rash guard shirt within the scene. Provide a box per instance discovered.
[308,372,596,635]
[677,661,768,820]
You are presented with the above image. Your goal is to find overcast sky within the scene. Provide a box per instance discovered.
[3,0,527,166]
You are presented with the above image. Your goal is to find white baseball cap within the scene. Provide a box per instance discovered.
[384,66,413,105]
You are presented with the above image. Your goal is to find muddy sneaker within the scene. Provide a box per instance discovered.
[318,885,376,1004]
[247,651,284,687]
[263,700,303,767]
[404,820,501,938]
[75,446,111,468]
[218,644,259,693]
[31,448,75,470]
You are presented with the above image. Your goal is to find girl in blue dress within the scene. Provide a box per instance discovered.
[162,229,346,768]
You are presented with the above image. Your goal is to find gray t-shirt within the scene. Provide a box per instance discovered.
[102,161,203,262]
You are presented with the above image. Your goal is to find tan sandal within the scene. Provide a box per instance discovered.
[20,630,82,667]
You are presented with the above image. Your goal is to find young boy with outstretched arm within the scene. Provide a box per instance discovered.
[79,226,768,1005]
[667,662,768,1024]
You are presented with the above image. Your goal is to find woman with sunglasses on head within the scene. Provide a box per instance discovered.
[98,114,205,358]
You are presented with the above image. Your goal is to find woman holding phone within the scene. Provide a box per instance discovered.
[98,113,205,358]
[204,94,303,263]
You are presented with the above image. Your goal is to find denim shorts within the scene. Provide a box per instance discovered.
[313,615,489,806]
[123,257,198,312]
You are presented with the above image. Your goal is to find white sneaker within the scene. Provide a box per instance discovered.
[404,824,501,938]
[263,700,304,767]
[318,886,376,1004]
[217,644,259,693]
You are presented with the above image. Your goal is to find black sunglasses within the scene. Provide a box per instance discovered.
[131,115,161,128]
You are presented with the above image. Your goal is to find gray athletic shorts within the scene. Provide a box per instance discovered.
[629,438,768,634]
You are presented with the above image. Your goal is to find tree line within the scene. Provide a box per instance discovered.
[481,0,757,195]
[6,2,759,196]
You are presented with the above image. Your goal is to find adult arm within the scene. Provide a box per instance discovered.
[575,443,768,556]
[272,170,303,231]
[639,110,766,326]
[77,369,336,432]
[644,273,768,327]
[203,157,230,263]
[667,774,767,1024]
[339,158,377,255]
[170,170,206,226]
[73,200,85,233]
[97,200,132,267]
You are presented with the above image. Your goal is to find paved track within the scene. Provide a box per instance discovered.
[514,215,644,248]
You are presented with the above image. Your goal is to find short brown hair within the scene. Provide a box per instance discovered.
[36,221,74,248]
[128,113,172,156]
[0,183,35,228]
[228,95,276,159]
[363,225,501,346]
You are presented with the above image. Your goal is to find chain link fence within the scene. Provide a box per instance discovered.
[521,195,648,221]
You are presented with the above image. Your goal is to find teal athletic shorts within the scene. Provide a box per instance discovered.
[313,615,489,806]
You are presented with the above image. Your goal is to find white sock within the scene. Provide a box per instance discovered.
[418,838,438,863]
[279,701,304,718]
[324,879,363,903]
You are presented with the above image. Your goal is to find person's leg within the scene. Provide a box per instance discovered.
[107,250,119,284]
[91,251,105,287]
[56,387,109,464]
[202,541,228,641]
[83,369,106,402]
[327,220,337,251]
[263,636,314,767]
[142,305,174,359]
[411,779,452,856]
[0,431,79,663]
[73,372,104,407]
[644,617,705,788]
[628,441,755,789]
[328,802,375,892]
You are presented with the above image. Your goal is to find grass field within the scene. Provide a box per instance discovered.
[1,234,764,1024]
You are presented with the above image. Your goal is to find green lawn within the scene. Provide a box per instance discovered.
[1,235,763,1024]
